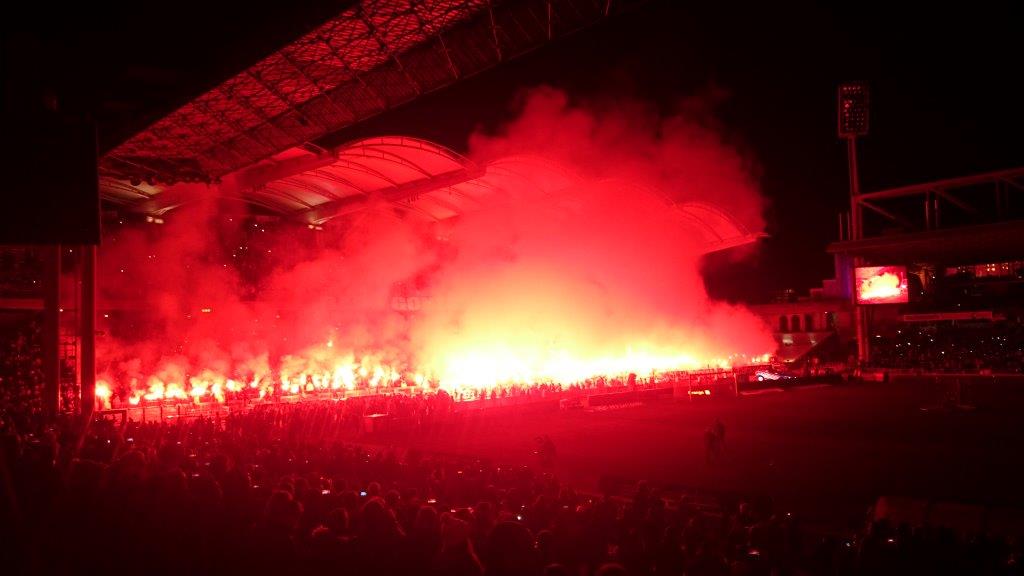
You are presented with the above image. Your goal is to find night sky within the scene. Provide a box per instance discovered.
[8,0,1023,301]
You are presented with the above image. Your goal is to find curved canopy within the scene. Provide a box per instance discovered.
[101,135,762,253]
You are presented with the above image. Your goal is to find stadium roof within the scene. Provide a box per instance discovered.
[103,135,762,253]
[828,219,1024,264]
[830,166,1024,263]
[98,0,642,185]
[93,0,759,254]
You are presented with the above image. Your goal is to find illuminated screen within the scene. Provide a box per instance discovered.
[855,266,909,304]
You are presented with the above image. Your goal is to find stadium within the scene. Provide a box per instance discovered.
[2,2,1023,575]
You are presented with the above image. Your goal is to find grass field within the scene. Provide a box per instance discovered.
[369,377,1024,529]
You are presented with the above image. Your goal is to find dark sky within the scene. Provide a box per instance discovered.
[8,0,1023,301]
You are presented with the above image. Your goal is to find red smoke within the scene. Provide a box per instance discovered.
[95,87,773,405]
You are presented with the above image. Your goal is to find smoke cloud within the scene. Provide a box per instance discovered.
[96,87,773,403]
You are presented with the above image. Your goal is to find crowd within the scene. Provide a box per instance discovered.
[849,515,1024,576]
[870,321,1024,373]
[2,404,1021,575]
[0,315,45,432]
[98,371,670,419]
[0,247,42,299]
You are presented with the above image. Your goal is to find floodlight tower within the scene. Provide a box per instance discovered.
[838,82,870,364]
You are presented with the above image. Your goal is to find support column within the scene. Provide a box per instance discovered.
[847,137,869,365]
[41,245,61,420]
[80,244,96,417]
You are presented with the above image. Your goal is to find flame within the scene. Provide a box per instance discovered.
[95,342,771,406]
[95,381,112,410]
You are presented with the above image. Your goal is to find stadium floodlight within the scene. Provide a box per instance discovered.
[838,82,870,364]
[838,82,869,137]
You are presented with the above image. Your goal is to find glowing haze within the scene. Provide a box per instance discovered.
[96,88,773,406]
